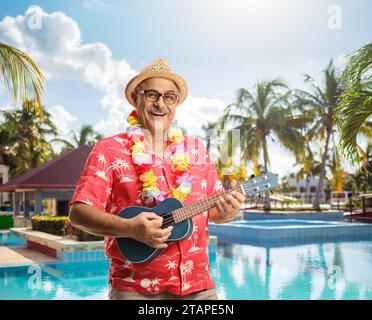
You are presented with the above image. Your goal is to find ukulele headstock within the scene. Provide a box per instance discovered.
[241,172,278,196]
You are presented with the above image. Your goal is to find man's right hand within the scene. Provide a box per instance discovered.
[128,212,173,249]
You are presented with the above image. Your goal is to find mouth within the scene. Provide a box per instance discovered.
[149,110,168,118]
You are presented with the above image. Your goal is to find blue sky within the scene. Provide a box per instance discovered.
[0,0,371,177]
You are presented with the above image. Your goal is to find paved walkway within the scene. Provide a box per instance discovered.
[0,246,58,267]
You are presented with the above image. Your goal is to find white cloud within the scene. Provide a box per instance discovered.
[267,148,296,179]
[48,104,78,136]
[176,95,226,137]
[0,5,136,137]
[0,5,225,139]
[334,53,349,69]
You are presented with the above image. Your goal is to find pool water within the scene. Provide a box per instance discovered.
[0,232,26,247]
[0,260,110,300]
[232,220,334,227]
[1,240,372,299]
[211,241,372,299]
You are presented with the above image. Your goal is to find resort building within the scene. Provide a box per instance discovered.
[0,145,92,221]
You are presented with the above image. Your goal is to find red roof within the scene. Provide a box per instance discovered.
[0,145,92,192]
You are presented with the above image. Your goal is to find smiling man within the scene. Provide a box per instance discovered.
[69,58,245,300]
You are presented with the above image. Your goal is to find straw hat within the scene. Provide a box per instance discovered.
[125,58,188,108]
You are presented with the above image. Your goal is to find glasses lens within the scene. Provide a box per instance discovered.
[164,93,178,104]
[145,90,160,101]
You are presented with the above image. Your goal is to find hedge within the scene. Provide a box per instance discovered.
[31,215,103,241]
[74,228,103,242]
[31,216,68,235]
[0,215,13,229]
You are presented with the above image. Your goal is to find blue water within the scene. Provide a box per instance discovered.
[233,221,333,227]
[0,232,26,247]
[1,240,372,299]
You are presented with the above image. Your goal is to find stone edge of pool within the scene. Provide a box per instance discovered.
[1,228,218,267]
[209,219,372,247]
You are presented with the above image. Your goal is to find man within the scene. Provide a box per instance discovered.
[69,58,245,300]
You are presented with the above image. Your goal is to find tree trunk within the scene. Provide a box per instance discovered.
[263,137,271,211]
[305,174,310,204]
[313,129,331,210]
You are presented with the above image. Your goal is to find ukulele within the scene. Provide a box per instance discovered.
[116,172,278,263]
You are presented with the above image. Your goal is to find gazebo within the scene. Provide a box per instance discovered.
[0,145,92,218]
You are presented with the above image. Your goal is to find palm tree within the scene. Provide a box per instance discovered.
[0,101,57,177]
[0,42,45,114]
[220,79,308,210]
[329,146,347,193]
[295,60,343,210]
[344,170,372,194]
[344,145,372,194]
[294,143,322,203]
[334,43,372,167]
[52,124,103,153]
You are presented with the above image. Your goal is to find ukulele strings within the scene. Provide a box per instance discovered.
[160,180,270,227]
[160,185,241,226]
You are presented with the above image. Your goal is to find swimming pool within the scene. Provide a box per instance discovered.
[0,231,26,247]
[1,240,371,299]
[209,219,372,247]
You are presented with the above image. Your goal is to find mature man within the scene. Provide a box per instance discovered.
[69,58,245,300]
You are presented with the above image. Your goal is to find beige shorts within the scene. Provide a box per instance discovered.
[108,287,218,300]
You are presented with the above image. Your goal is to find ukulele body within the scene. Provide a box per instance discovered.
[116,197,193,264]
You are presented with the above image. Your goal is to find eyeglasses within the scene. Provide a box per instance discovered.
[136,89,179,105]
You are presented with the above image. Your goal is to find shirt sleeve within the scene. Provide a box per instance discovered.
[69,141,113,212]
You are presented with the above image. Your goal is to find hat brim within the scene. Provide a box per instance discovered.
[124,70,188,108]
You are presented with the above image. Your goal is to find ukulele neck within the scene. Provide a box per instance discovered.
[164,185,244,227]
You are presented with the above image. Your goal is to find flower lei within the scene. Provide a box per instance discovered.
[126,110,192,207]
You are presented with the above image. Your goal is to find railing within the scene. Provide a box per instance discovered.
[348,193,372,217]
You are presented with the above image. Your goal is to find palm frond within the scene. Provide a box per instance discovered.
[0,42,45,114]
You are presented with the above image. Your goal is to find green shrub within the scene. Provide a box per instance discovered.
[0,215,13,229]
[74,228,103,242]
[31,215,103,241]
[31,215,69,235]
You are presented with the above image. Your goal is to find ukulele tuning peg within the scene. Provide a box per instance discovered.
[270,189,274,194]
[258,193,263,198]
[250,174,255,178]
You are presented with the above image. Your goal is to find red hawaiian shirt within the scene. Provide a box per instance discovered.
[69,132,223,296]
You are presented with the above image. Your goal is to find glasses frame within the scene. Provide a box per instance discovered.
[136,89,180,105]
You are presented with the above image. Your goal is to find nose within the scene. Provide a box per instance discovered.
[153,94,167,109]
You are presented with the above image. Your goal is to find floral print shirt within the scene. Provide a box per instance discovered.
[70,132,223,296]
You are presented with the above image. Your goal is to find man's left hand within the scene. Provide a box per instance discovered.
[215,179,245,222]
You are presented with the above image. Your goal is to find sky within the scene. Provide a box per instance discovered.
[0,0,371,178]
